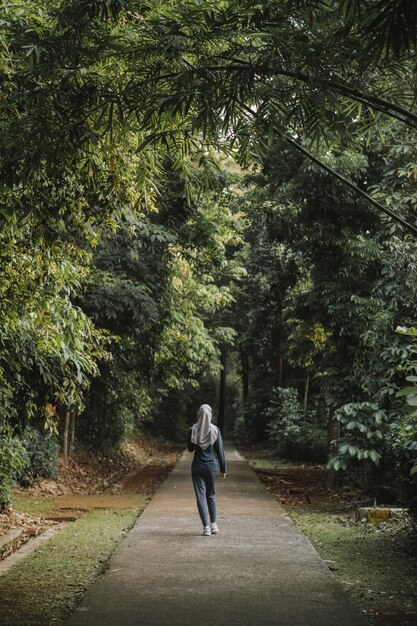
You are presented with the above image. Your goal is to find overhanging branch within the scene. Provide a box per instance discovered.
[285,136,417,237]
[239,102,417,236]
[204,61,417,128]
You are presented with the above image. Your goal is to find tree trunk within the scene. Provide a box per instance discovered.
[218,348,227,433]
[303,370,310,411]
[326,417,341,486]
[240,347,249,400]
[278,355,283,387]
[70,411,76,451]
[63,410,70,465]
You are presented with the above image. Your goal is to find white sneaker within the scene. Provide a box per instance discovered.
[203,525,211,536]
[210,522,219,534]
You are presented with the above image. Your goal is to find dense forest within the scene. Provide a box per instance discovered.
[0,0,416,519]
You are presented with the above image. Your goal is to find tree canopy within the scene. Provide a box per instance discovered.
[0,0,416,516]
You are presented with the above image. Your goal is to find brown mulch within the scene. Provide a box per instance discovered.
[0,510,55,559]
[116,464,174,495]
[254,465,336,505]
[0,511,51,541]
[239,445,360,507]
[16,434,182,498]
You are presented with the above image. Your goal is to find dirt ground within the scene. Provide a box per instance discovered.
[16,433,182,498]
[53,463,175,511]
[240,445,356,506]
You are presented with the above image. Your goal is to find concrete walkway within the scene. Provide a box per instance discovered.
[67,445,368,626]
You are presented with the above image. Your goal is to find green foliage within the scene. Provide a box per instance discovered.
[286,320,332,371]
[230,120,417,523]
[77,169,241,448]
[0,431,29,506]
[265,388,304,446]
[393,326,417,479]
[232,138,384,433]
[265,388,327,462]
[77,218,170,447]
[80,362,154,449]
[347,0,417,58]
[0,0,416,507]
[0,427,59,504]
[328,402,388,471]
[20,429,60,482]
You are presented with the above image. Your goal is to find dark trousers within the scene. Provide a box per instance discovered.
[191,466,217,527]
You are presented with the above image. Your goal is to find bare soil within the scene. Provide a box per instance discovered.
[241,445,358,506]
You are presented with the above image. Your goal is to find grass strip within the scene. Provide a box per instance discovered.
[286,505,417,624]
[0,507,141,625]
[11,494,56,517]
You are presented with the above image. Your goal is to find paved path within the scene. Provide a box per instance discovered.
[67,445,368,626]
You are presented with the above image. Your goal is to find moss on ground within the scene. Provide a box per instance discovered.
[287,504,417,625]
[0,507,141,625]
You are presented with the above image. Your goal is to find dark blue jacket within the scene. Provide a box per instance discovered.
[187,427,226,474]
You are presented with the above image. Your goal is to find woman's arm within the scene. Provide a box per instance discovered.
[187,427,195,452]
[214,429,226,474]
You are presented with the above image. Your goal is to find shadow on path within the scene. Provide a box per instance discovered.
[66,443,368,626]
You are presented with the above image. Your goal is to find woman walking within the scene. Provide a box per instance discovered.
[187,404,226,536]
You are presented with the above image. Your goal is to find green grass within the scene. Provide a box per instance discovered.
[287,504,417,623]
[12,493,56,516]
[0,507,141,625]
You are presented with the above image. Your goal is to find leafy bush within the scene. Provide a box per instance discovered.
[79,367,154,449]
[265,387,303,446]
[384,326,417,521]
[265,387,327,462]
[287,425,327,463]
[395,326,417,477]
[328,402,388,471]
[0,432,29,506]
[378,437,417,518]
[21,429,59,481]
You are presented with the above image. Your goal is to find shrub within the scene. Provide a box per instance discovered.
[265,387,303,447]
[328,402,388,471]
[0,432,30,507]
[21,428,60,481]
[78,372,154,449]
[265,387,327,462]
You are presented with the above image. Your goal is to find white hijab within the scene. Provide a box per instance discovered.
[191,404,219,450]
